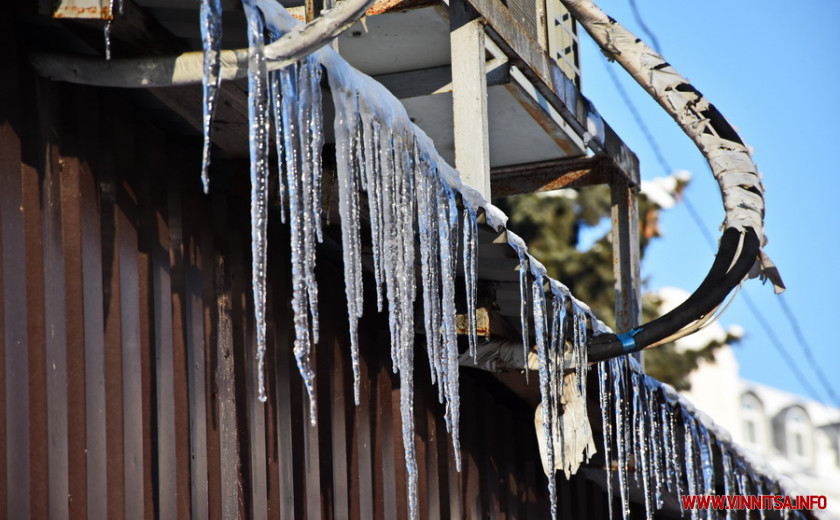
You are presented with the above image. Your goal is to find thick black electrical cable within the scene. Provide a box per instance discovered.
[589,227,760,362]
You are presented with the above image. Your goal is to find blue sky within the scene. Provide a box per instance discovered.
[577,0,840,405]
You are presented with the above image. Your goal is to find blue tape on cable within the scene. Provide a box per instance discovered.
[616,328,641,353]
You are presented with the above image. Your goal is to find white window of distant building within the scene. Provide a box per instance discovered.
[786,407,812,463]
[741,393,765,449]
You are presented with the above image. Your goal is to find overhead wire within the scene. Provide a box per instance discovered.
[609,0,839,405]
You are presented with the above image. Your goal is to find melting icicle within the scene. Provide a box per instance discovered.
[438,182,462,471]
[697,422,715,520]
[463,206,478,361]
[598,362,614,520]
[200,0,223,193]
[104,21,113,61]
[242,0,270,402]
[297,59,321,346]
[332,88,364,413]
[415,155,443,392]
[684,414,700,520]
[611,358,630,520]
[721,446,734,520]
[268,59,286,223]
[508,236,530,382]
[634,374,653,520]
[531,271,557,519]
[285,62,319,420]
[647,384,664,510]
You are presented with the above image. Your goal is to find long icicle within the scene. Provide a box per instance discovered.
[200,0,223,193]
[242,0,271,402]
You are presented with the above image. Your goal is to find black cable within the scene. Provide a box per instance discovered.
[589,227,759,362]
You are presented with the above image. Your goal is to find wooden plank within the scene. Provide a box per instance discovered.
[165,154,197,519]
[200,197,222,520]
[58,85,92,520]
[211,193,244,520]
[328,311,350,519]
[228,218,254,519]
[303,343,322,520]
[118,119,148,520]
[413,359,430,520]
[0,33,30,519]
[181,173,210,519]
[36,75,72,520]
[244,247,268,520]
[99,92,127,520]
[136,121,179,520]
[480,389,500,519]
[73,86,109,520]
[263,283,281,519]
[215,246,243,519]
[268,245,296,519]
[350,321,374,520]
[460,375,481,520]
[450,0,492,199]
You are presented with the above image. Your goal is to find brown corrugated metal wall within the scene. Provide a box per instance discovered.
[0,29,612,519]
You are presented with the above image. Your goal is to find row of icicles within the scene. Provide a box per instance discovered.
[194,1,803,518]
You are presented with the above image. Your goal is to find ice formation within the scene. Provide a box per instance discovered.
[193,1,813,518]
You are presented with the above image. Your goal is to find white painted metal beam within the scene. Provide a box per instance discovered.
[449,0,492,199]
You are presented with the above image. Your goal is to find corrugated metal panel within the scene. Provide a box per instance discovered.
[0,50,614,519]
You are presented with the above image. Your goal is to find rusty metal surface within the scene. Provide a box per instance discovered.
[490,155,611,197]
[50,0,112,19]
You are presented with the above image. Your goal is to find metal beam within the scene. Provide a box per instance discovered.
[610,168,642,347]
[489,155,610,197]
[372,58,509,99]
[463,0,638,184]
[450,0,492,199]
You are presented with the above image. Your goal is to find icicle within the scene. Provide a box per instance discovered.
[634,375,653,520]
[697,422,715,520]
[297,59,321,347]
[668,404,683,498]
[415,155,443,393]
[308,61,325,245]
[548,283,567,480]
[463,206,478,361]
[361,115,385,311]
[200,0,223,193]
[598,362,614,520]
[332,88,364,413]
[268,69,287,223]
[510,238,530,382]
[684,413,700,520]
[104,21,113,61]
[438,182,462,471]
[242,0,271,403]
[531,272,557,519]
[647,384,663,510]
[721,445,734,520]
[571,304,589,404]
[611,358,630,520]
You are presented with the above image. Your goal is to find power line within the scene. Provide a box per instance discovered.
[628,0,663,54]
[777,295,840,407]
[739,291,823,401]
[617,0,840,406]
